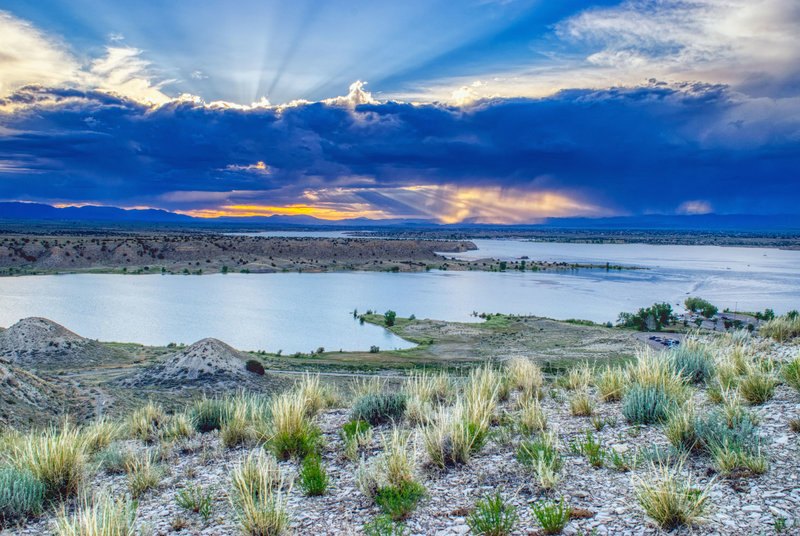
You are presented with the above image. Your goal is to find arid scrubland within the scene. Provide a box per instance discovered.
[1,328,799,536]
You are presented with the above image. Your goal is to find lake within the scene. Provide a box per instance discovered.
[0,240,797,352]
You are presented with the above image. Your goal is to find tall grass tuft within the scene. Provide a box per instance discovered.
[760,314,800,342]
[126,401,166,442]
[126,449,166,498]
[738,361,776,405]
[506,358,544,398]
[14,422,87,501]
[269,391,321,460]
[517,396,547,434]
[569,391,595,417]
[341,420,373,461]
[81,418,121,454]
[516,432,563,490]
[564,362,592,391]
[54,493,137,536]
[230,453,291,536]
[633,460,712,529]
[782,357,800,393]
[594,366,627,402]
[296,373,337,415]
[422,399,489,468]
[666,341,715,383]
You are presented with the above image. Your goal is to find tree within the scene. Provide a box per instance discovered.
[384,310,396,327]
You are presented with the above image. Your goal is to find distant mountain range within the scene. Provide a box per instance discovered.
[1,201,798,231]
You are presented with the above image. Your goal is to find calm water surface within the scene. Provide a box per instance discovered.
[0,240,798,352]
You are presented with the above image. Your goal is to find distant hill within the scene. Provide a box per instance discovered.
[1,201,798,231]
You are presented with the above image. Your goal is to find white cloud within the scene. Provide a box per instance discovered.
[0,10,169,104]
[677,200,713,215]
[397,0,800,103]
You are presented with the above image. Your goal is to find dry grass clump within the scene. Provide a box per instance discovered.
[126,449,166,498]
[350,376,385,399]
[126,401,166,443]
[422,400,489,467]
[759,314,800,342]
[54,493,137,536]
[594,366,627,402]
[633,460,713,529]
[404,372,451,425]
[568,391,595,417]
[464,364,503,425]
[505,358,544,398]
[516,432,563,490]
[517,396,547,434]
[356,428,425,521]
[230,452,291,536]
[268,391,321,460]
[296,373,339,415]
[783,356,800,393]
[13,422,87,501]
[564,362,593,391]
[80,418,121,455]
[737,361,776,405]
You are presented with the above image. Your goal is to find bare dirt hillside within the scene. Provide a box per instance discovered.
[0,317,116,369]
[119,338,265,389]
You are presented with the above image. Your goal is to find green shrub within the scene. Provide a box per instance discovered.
[466,490,518,536]
[530,496,571,535]
[374,481,425,521]
[684,297,717,318]
[269,392,322,460]
[0,466,45,526]
[176,484,214,520]
[341,420,372,460]
[516,432,563,490]
[622,385,678,425]
[351,393,406,426]
[298,455,329,496]
[571,430,605,468]
[363,514,407,536]
[246,359,266,375]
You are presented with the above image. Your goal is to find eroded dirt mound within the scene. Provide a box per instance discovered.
[0,356,71,426]
[119,338,256,387]
[0,317,108,367]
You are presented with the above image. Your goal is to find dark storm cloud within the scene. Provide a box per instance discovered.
[1,82,798,216]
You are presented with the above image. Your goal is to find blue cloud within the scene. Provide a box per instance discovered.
[1,82,798,219]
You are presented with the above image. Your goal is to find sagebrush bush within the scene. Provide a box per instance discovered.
[54,493,137,536]
[0,465,45,526]
[530,496,571,535]
[467,490,518,536]
[633,461,712,529]
[14,423,87,500]
[94,443,134,475]
[622,384,678,425]
[666,344,715,383]
[351,393,406,426]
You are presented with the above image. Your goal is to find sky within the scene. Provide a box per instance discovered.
[0,0,799,223]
